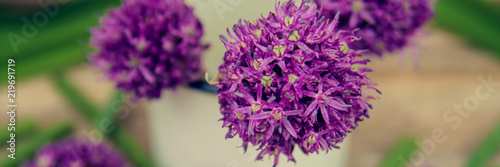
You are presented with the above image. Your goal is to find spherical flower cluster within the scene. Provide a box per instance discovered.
[314,0,433,55]
[23,139,130,167]
[90,0,207,100]
[216,0,378,166]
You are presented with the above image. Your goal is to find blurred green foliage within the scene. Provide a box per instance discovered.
[0,119,37,147]
[0,0,120,85]
[466,121,500,167]
[50,70,98,119]
[0,0,119,56]
[51,72,156,167]
[435,0,500,59]
[377,136,419,167]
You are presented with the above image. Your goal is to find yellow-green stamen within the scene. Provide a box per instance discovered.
[240,42,247,48]
[319,94,328,103]
[272,109,283,120]
[254,28,263,38]
[231,74,239,79]
[136,41,147,52]
[340,42,349,53]
[288,31,300,41]
[130,59,139,67]
[252,58,263,70]
[295,57,304,63]
[308,135,316,144]
[251,103,261,112]
[261,76,272,87]
[285,17,293,26]
[352,1,364,12]
[235,113,245,120]
[273,45,285,57]
[288,74,298,83]
[351,64,358,71]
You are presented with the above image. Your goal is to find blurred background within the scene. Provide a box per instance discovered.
[1,0,500,166]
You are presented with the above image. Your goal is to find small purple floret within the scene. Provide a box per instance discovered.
[23,139,131,167]
[314,0,434,55]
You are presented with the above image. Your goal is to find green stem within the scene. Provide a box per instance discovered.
[0,122,73,167]
[466,121,500,167]
[0,119,37,147]
[50,71,156,167]
[0,43,88,86]
[109,128,156,167]
[435,0,500,59]
[92,91,124,131]
[50,71,98,119]
[377,136,419,167]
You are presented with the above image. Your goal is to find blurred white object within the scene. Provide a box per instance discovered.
[185,0,278,76]
[148,87,349,167]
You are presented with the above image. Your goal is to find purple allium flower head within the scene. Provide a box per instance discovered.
[216,0,379,166]
[90,0,208,100]
[23,139,131,167]
[314,0,433,55]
